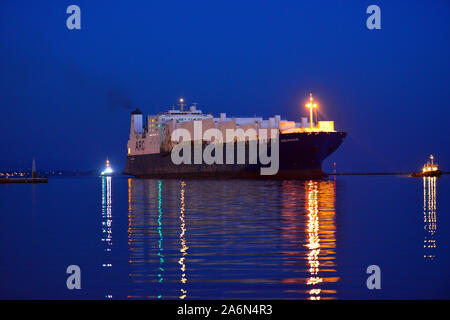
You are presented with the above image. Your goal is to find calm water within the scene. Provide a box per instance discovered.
[0,175,449,299]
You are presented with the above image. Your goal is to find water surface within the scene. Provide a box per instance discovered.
[0,175,448,299]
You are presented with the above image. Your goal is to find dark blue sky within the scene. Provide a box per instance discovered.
[1,1,449,172]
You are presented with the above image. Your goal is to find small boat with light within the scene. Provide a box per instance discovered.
[101,158,114,176]
[411,155,442,177]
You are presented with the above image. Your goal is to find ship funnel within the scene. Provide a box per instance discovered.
[131,109,143,134]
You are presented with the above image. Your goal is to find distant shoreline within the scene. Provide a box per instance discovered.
[1,171,448,178]
[328,172,449,176]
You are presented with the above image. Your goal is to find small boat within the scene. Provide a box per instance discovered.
[101,158,114,176]
[411,155,442,177]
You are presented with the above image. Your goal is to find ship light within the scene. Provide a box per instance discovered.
[179,98,185,111]
[305,93,318,131]
[101,167,113,175]
[101,158,114,175]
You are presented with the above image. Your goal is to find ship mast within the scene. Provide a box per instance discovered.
[305,93,318,131]
[179,98,185,111]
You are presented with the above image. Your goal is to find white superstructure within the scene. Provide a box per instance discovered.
[127,100,335,157]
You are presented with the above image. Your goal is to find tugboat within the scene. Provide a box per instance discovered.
[101,158,114,176]
[411,155,442,177]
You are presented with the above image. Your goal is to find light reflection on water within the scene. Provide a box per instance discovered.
[179,181,188,299]
[101,176,113,299]
[423,177,437,261]
[1,174,448,299]
[280,180,338,300]
[124,178,338,299]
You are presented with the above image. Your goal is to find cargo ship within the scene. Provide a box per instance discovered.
[123,95,346,179]
[411,155,442,177]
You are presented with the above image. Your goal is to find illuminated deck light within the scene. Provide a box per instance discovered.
[179,97,185,111]
[418,155,440,177]
[101,158,114,175]
[305,93,318,131]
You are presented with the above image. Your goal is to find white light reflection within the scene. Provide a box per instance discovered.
[423,177,437,260]
[178,181,189,299]
[101,176,113,299]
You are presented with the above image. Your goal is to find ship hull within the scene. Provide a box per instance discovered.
[123,131,346,179]
[410,170,442,178]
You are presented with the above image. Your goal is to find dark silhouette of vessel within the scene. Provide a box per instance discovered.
[123,96,346,179]
[411,155,442,177]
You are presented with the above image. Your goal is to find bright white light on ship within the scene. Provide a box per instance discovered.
[101,167,113,175]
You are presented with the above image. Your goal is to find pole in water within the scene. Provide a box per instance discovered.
[32,158,36,178]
